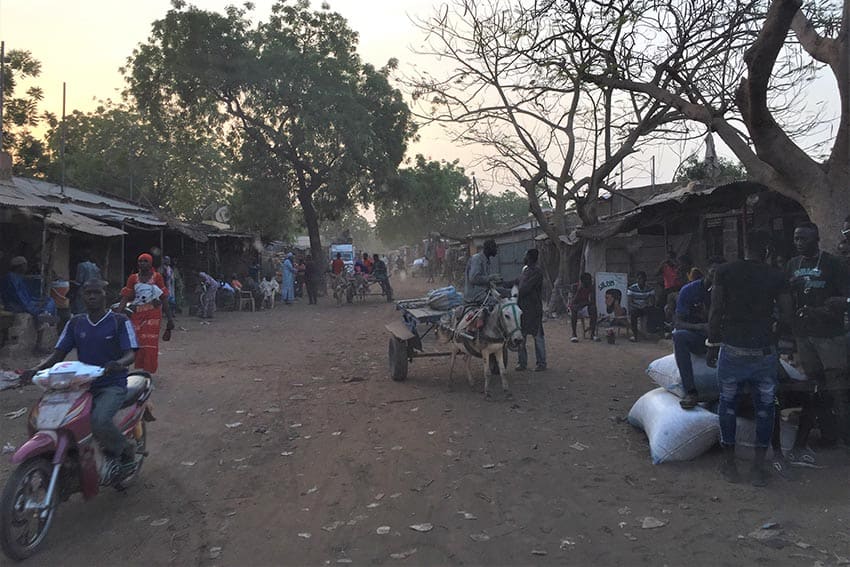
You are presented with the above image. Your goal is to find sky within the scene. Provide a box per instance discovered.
[0,0,840,198]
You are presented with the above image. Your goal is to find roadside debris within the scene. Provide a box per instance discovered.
[641,517,667,529]
[5,408,27,419]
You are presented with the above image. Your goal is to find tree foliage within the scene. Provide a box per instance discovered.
[1,49,56,175]
[40,103,229,218]
[375,155,470,246]
[675,156,747,183]
[126,0,415,259]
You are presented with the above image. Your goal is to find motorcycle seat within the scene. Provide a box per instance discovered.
[122,374,151,408]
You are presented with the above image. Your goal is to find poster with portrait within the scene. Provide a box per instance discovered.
[595,272,628,323]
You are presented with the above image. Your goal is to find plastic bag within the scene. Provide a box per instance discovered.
[628,387,720,464]
[427,286,463,310]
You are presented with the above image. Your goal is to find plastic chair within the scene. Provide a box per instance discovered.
[238,291,255,312]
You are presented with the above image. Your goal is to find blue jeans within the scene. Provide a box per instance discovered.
[91,386,130,458]
[518,327,546,368]
[717,346,778,448]
[672,329,706,395]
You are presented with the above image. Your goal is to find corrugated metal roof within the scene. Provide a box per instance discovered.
[59,201,166,227]
[12,177,167,227]
[12,177,151,212]
[0,180,57,210]
[47,207,127,237]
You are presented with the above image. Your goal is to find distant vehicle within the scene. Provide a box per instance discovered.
[330,243,355,273]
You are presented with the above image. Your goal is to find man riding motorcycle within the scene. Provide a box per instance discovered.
[22,278,139,483]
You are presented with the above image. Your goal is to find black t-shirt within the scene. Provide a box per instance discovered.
[787,251,848,337]
[713,260,787,348]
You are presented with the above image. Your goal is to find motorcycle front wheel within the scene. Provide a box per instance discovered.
[0,457,58,561]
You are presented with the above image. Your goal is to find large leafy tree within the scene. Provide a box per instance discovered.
[375,155,471,247]
[1,49,55,175]
[40,103,229,219]
[126,0,414,261]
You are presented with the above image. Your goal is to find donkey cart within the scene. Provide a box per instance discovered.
[386,297,509,383]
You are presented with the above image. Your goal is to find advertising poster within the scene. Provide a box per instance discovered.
[595,272,628,323]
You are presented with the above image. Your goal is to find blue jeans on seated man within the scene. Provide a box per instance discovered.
[518,327,546,369]
[90,385,132,459]
[717,345,778,448]
[672,329,707,395]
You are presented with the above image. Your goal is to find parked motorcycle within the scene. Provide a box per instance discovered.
[0,361,154,561]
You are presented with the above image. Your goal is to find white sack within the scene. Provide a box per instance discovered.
[646,354,719,401]
[628,387,720,464]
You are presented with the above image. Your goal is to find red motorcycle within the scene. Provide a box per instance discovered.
[0,362,154,561]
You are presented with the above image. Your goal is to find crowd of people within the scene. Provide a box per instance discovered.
[461,217,850,485]
[4,215,848,489]
[330,251,393,300]
[666,220,849,484]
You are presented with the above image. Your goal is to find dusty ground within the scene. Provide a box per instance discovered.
[1,275,849,566]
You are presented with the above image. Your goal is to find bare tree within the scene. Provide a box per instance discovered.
[410,0,689,281]
[585,0,848,247]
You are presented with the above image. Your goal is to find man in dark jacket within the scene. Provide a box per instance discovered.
[515,248,546,371]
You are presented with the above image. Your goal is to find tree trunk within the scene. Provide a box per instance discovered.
[800,183,849,251]
[297,188,324,265]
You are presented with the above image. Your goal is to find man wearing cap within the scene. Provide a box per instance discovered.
[116,253,174,374]
[514,248,546,372]
[0,256,56,352]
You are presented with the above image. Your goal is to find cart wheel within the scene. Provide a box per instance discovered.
[388,336,409,381]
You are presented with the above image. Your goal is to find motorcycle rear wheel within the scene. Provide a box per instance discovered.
[115,421,147,490]
[0,457,58,561]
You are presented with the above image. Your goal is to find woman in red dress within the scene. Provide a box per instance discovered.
[117,253,175,373]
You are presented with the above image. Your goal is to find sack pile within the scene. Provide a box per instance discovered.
[631,354,805,464]
[427,286,463,311]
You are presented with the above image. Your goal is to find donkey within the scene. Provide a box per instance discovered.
[331,273,351,307]
[441,292,523,399]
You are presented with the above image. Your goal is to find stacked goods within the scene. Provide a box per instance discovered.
[628,388,720,464]
[427,286,463,311]
[632,354,808,463]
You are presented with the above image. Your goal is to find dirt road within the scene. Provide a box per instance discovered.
[1,276,849,566]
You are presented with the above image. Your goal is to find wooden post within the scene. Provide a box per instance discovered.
[40,218,49,300]
[104,239,112,285]
[741,200,748,260]
[120,222,126,283]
